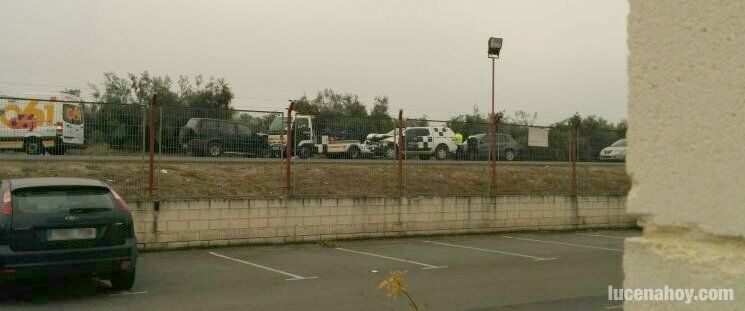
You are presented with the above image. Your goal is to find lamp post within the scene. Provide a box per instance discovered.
[488,37,502,195]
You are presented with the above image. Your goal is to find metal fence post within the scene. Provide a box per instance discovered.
[284,100,294,197]
[570,115,580,196]
[489,112,502,195]
[141,104,147,197]
[149,94,157,199]
[397,109,404,197]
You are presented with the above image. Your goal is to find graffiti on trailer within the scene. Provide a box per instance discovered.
[0,100,54,130]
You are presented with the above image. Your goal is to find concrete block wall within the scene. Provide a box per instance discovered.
[127,195,633,251]
[626,1,745,310]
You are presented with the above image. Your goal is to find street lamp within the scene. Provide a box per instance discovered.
[487,37,502,116]
[488,37,502,194]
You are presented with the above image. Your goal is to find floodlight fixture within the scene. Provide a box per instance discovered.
[488,37,503,58]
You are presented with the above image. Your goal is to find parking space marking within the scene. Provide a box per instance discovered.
[109,291,148,297]
[501,236,623,252]
[209,251,318,281]
[576,232,628,239]
[334,247,447,270]
[423,240,557,261]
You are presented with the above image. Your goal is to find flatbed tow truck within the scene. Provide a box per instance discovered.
[267,114,372,159]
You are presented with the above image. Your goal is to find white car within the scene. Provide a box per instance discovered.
[366,127,458,160]
[599,138,627,161]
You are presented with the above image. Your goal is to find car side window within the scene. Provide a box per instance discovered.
[414,129,429,137]
[497,134,509,143]
[220,122,236,136]
[237,124,253,137]
[202,121,218,137]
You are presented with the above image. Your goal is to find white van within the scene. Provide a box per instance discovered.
[0,97,85,154]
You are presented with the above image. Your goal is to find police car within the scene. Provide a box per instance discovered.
[366,127,458,160]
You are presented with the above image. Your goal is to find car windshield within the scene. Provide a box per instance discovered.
[268,116,286,132]
[11,186,115,214]
[611,139,627,147]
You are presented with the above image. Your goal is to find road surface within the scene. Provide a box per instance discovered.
[0,229,639,311]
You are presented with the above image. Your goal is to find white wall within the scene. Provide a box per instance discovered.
[625,1,745,309]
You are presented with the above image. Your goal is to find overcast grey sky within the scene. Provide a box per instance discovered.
[0,0,628,125]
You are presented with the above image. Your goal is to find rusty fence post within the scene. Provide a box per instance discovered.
[489,112,502,195]
[570,115,580,196]
[397,110,404,197]
[148,94,157,199]
[284,100,295,197]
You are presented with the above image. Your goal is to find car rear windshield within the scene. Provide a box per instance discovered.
[11,186,115,214]
[184,119,201,129]
[63,104,84,125]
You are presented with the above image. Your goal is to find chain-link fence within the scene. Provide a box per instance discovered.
[0,96,629,199]
[153,106,284,199]
[0,96,148,197]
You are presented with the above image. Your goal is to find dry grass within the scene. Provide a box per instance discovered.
[0,161,629,199]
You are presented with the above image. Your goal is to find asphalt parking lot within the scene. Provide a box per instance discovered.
[0,229,640,311]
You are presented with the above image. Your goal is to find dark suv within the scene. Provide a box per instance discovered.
[459,133,520,161]
[178,118,270,157]
[0,178,137,289]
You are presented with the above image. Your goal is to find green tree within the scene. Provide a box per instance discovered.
[369,96,396,133]
[446,105,489,138]
[88,71,236,151]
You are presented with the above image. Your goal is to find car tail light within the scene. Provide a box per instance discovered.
[1,269,16,275]
[120,259,132,270]
[2,188,11,216]
[56,121,63,136]
[110,188,129,212]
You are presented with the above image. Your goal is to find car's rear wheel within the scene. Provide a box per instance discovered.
[110,267,136,290]
[207,142,222,157]
[504,149,516,161]
[434,145,449,160]
[347,146,361,159]
[297,145,313,159]
[24,139,44,155]
[384,145,397,159]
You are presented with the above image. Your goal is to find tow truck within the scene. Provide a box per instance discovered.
[267,114,372,159]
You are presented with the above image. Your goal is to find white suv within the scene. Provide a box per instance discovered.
[370,127,457,160]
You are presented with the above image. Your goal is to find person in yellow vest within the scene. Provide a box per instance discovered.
[454,132,464,159]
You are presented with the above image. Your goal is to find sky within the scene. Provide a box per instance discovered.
[0,0,628,125]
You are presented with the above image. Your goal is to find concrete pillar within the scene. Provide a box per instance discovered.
[625,1,745,310]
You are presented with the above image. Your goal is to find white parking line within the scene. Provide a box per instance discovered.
[209,251,318,281]
[423,240,557,261]
[501,236,623,252]
[605,305,623,309]
[109,291,148,297]
[576,232,628,239]
[334,247,447,270]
